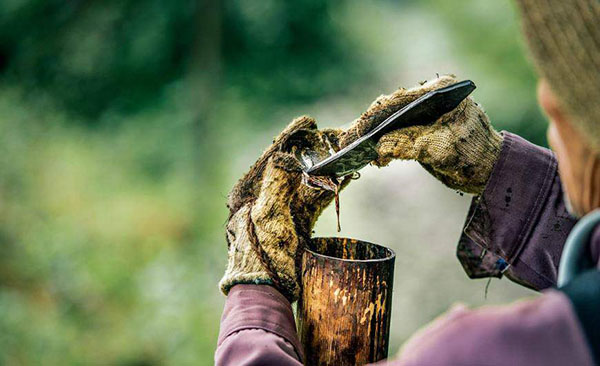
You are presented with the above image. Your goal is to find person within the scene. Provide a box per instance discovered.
[215,0,600,364]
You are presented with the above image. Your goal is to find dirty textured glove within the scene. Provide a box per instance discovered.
[220,117,350,302]
[372,75,503,195]
[220,75,501,301]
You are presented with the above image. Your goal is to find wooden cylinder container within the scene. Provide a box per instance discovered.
[298,237,395,366]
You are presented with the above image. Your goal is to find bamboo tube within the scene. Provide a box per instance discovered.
[298,237,395,366]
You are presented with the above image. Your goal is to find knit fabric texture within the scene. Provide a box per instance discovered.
[220,153,303,301]
[221,116,349,302]
[516,0,600,150]
[375,76,503,195]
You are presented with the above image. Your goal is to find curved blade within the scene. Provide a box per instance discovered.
[305,80,476,177]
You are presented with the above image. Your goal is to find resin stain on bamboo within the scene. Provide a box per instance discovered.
[298,237,395,366]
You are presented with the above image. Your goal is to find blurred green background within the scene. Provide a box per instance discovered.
[0,1,546,365]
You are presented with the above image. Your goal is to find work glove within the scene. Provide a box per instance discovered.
[220,116,350,302]
[220,75,502,301]
[362,75,503,195]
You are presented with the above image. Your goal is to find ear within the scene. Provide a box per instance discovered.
[538,79,569,126]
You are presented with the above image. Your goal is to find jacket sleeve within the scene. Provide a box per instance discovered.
[456,132,577,290]
[215,285,303,366]
[393,290,594,366]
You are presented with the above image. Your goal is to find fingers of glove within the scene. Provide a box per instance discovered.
[375,96,490,163]
[252,116,318,178]
[227,116,317,213]
[276,115,318,147]
[279,116,327,153]
[320,128,344,149]
[435,97,473,127]
[253,153,302,216]
[413,75,458,94]
[339,75,458,148]
[376,124,462,170]
[419,161,466,192]
[374,98,471,164]
[374,125,432,165]
[250,153,302,246]
[291,175,352,234]
[250,153,301,289]
[225,204,251,249]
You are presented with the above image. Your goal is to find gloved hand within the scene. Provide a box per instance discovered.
[368,75,503,195]
[220,116,350,302]
[220,75,502,301]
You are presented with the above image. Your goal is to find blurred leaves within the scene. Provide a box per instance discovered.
[0,0,198,118]
[0,0,369,362]
[223,0,369,106]
[0,0,368,121]
[0,0,547,364]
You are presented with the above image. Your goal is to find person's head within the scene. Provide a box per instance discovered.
[517,0,600,217]
[538,80,600,216]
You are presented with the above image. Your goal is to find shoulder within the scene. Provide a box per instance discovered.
[396,291,593,366]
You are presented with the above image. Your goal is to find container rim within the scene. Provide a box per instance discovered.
[305,237,396,263]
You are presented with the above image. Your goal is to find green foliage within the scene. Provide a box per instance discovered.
[0,0,368,121]
[0,86,224,364]
[223,1,369,105]
[0,0,198,118]
[0,0,549,364]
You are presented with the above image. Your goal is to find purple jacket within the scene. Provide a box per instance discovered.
[215,133,598,365]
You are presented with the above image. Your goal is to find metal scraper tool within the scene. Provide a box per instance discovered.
[304,80,476,177]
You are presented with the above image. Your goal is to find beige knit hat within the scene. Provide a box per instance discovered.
[515,0,600,150]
